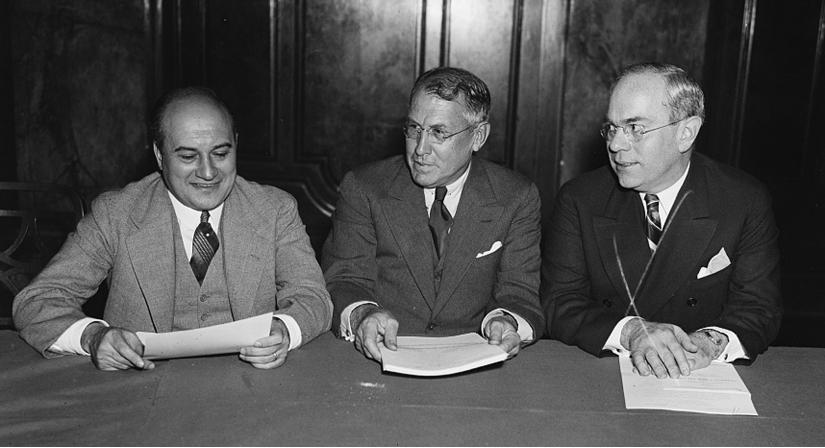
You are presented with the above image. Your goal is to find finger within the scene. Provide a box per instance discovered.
[242,341,285,357]
[383,319,399,351]
[486,322,503,344]
[667,340,692,376]
[499,332,520,355]
[360,322,382,361]
[676,328,698,353]
[644,349,668,379]
[250,355,287,370]
[254,334,285,348]
[631,352,650,376]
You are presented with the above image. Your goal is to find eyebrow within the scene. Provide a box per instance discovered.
[172,142,233,152]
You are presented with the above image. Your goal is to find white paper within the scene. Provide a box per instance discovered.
[380,333,508,377]
[136,312,273,360]
[619,356,757,415]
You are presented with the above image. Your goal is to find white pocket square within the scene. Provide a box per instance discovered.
[697,247,731,279]
[476,241,503,258]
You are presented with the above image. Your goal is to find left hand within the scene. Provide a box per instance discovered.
[240,319,291,369]
[685,330,728,372]
[484,315,521,356]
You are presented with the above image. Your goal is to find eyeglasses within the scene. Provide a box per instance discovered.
[403,122,478,144]
[599,118,686,143]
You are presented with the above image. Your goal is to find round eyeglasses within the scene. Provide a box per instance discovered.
[599,117,687,143]
[403,122,479,144]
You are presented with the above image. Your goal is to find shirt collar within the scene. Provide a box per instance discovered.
[167,191,224,231]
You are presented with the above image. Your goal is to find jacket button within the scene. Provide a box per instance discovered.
[199,294,207,302]
[426,323,436,331]
[687,297,698,307]
[201,313,209,321]
[602,299,612,308]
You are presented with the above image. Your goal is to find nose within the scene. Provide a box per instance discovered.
[196,156,217,180]
[413,132,431,156]
[607,129,631,153]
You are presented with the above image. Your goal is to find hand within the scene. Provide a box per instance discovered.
[484,315,521,356]
[685,330,729,371]
[353,305,398,362]
[240,319,291,369]
[82,323,154,371]
[620,318,698,379]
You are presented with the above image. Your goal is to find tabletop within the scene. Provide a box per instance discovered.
[1,330,824,446]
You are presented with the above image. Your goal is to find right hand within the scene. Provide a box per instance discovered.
[621,318,697,379]
[352,306,398,362]
[82,323,154,371]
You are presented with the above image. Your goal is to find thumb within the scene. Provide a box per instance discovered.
[383,319,399,350]
[676,328,698,353]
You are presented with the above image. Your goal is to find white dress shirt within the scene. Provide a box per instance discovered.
[601,163,747,362]
[49,192,301,355]
[339,162,535,342]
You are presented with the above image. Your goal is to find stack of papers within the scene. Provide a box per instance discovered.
[619,356,757,415]
[379,333,508,377]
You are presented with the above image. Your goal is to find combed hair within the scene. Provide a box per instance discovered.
[410,67,491,123]
[149,86,235,148]
[611,62,705,121]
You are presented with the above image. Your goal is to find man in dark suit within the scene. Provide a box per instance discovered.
[13,87,332,371]
[322,67,544,361]
[544,62,781,378]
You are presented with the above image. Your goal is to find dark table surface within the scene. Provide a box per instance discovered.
[1,330,824,446]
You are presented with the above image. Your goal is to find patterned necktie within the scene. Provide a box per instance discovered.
[644,193,663,249]
[190,211,219,284]
[428,186,453,259]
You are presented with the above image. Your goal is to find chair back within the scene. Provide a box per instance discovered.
[0,182,86,329]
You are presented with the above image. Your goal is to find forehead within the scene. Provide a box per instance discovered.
[607,72,669,123]
[408,91,470,124]
[163,97,233,141]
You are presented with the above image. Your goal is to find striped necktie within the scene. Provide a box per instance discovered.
[190,211,219,284]
[644,194,663,249]
[428,186,453,259]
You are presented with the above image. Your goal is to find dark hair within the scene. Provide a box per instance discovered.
[149,86,235,149]
[410,67,491,123]
[611,62,705,120]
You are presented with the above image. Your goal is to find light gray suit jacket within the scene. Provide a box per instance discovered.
[13,173,332,356]
[322,156,544,337]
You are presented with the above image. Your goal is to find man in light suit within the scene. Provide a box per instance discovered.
[13,87,332,371]
[322,67,544,362]
[544,62,782,378]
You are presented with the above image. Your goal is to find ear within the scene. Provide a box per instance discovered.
[153,142,164,171]
[471,122,490,153]
[677,116,703,153]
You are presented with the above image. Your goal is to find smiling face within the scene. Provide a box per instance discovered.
[606,72,692,194]
[153,96,237,211]
[405,92,489,188]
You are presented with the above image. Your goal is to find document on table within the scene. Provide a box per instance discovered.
[136,312,273,360]
[619,356,757,415]
[379,333,508,377]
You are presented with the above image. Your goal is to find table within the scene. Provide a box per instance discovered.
[2,331,824,446]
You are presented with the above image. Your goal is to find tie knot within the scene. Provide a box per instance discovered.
[644,194,659,207]
[200,211,210,224]
[434,186,447,202]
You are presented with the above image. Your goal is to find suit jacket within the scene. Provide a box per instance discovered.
[321,155,544,337]
[543,153,781,357]
[13,173,332,356]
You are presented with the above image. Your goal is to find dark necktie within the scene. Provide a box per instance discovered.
[190,211,219,284]
[644,193,663,249]
[428,186,453,259]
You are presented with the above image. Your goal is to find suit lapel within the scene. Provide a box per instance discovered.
[381,164,437,310]
[431,161,502,319]
[125,181,176,332]
[636,162,717,317]
[221,187,270,321]
[593,186,650,312]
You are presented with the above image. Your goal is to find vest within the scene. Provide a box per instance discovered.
[170,219,233,331]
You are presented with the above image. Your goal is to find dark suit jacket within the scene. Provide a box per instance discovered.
[322,155,544,337]
[543,153,781,357]
[13,173,332,356]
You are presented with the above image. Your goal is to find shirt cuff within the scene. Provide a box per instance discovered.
[48,317,109,356]
[603,316,639,357]
[273,314,301,351]
[340,300,378,342]
[700,326,748,362]
[481,308,534,342]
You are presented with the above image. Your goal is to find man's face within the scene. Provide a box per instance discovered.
[153,97,237,211]
[605,72,688,194]
[405,92,487,188]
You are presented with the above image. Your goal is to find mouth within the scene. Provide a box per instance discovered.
[190,182,221,189]
[612,160,638,169]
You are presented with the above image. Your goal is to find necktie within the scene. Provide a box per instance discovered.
[644,193,663,248]
[190,211,219,284]
[429,186,453,259]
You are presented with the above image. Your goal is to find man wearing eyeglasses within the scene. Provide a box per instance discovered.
[322,67,544,362]
[543,62,781,378]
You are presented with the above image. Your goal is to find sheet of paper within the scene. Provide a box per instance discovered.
[136,312,273,360]
[619,356,757,415]
[380,333,508,377]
